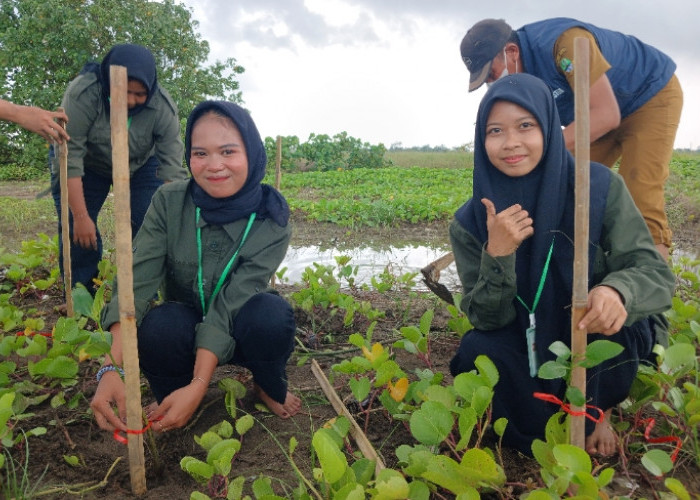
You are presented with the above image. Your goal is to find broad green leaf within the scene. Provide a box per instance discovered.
[580,340,623,368]
[661,343,697,373]
[180,457,215,484]
[409,401,453,445]
[474,355,499,387]
[312,428,348,484]
[374,469,410,500]
[664,477,691,500]
[538,360,568,379]
[235,414,254,436]
[349,376,371,402]
[641,449,673,476]
[552,444,591,474]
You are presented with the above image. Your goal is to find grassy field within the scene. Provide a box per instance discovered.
[0,151,698,254]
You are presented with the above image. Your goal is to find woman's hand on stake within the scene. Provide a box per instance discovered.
[579,285,627,335]
[90,370,127,432]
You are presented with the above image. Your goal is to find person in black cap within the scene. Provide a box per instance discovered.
[51,43,186,296]
[459,18,683,261]
[91,100,300,435]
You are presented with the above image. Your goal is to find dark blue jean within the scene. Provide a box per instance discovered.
[50,150,162,293]
[137,293,296,404]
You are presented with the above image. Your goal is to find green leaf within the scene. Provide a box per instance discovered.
[235,414,254,436]
[409,401,454,445]
[312,428,348,484]
[374,469,410,499]
[474,355,499,387]
[180,457,215,484]
[538,360,568,379]
[552,444,591,474]
[661,343,697,373]
[641,449,673,476]
[664,477,691,500]
[349,376,371,402]
[493,417,508,437]
[580,340,623,368]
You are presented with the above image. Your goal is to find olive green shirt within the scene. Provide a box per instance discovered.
[101,180,292,363]
[61,71,186,181]
[449,171,674,331]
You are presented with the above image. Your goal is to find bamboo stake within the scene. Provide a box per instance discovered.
[310,359,385,476]
[55,107,73,316]
[109,64,147,495]
[275,135,282,191]
[271,135,283,288]
[571,37,591,450]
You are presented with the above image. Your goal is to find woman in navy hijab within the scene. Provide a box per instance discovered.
[52,44,186,296]
[449,73,674,456]
[91,101,299,434]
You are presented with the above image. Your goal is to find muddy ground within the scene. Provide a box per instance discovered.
[2,181,699,499]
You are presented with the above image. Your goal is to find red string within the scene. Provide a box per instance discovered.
[533,392,605,423]
[113,417,162,445]
[641,417,682,462]
[16,331,53,337]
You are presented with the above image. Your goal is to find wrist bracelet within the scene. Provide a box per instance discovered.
[191,376,208,386]
[73,212,90,219]
[96,365,124,383]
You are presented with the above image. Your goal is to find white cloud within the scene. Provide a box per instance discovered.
[182,0,700,149]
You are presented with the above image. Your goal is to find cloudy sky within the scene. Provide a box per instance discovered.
[180,0,700,150]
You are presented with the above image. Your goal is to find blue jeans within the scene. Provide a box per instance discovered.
[50,150,162,293]
[137,293,296,404]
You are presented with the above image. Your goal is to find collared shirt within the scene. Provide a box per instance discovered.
[450,171,674,331]
[61,71,186,181]
[101,180,292,363]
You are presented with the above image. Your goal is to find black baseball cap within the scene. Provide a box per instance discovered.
[460,19,513,92]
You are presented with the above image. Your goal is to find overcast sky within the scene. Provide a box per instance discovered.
[180,0,700,150]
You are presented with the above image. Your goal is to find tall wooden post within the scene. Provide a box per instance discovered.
[109,64,147,494]
[570,37,591,450]
[270,135,282,288]
[56,107,73,316]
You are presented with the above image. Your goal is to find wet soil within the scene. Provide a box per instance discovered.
[1,180,699,499]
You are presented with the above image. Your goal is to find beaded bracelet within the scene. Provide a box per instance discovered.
[96,365,124,383]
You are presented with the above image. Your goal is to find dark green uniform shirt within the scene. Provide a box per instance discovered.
[61,72,186,181]
[449,171,674,331]
[101,180,292,363]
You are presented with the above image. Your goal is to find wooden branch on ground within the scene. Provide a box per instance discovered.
[310,359,386,476]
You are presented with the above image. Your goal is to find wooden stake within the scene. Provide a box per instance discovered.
[109,64,147,495]
[271,135,283,288]
[275,135,282,191]
[571,37,591,450]
[55,107,73,316]
[310,359,385,476]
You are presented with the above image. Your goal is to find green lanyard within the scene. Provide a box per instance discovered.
[196,209,256,317]
[515,238,555,378]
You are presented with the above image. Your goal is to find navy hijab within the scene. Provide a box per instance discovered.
[455,73,611,363]
[185,100,290,227]
[85,44,158,117]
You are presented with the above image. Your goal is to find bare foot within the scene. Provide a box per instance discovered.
[585,409,617,456]
[254,384,301,419]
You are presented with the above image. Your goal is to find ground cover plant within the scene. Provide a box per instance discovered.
[0,152,698,499]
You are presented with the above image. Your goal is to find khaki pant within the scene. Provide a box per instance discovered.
[590,74,683,248]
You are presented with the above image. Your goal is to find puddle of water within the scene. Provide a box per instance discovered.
[279,245,698,291]
[279,244,461,291]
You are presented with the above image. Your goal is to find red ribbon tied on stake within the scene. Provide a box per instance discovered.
[113,417,163,445]
[533,392,605,423]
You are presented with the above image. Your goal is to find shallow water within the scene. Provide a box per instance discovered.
[279,244,461,291]
[280,244,697,291]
